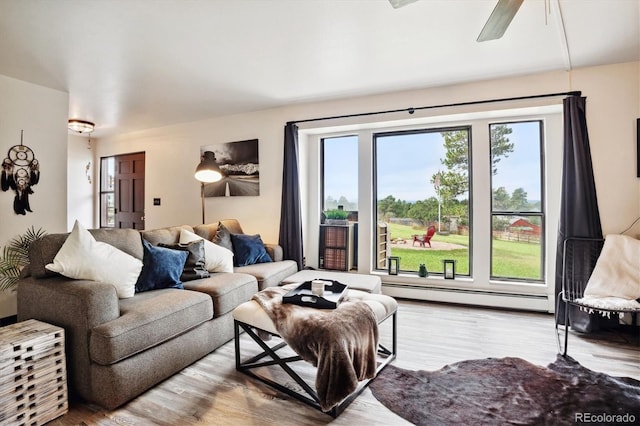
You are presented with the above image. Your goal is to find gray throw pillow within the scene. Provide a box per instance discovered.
[212,222,233,251]
[159,240,210,282]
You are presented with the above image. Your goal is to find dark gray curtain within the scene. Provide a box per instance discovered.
[555,96,604,331]
[278,123,304,270]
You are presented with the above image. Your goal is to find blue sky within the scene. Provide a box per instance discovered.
[324,122,541,204]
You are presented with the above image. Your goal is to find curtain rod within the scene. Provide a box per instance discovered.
[287,90,581,126]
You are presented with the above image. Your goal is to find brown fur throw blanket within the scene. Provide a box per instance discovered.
[252,287,379,412]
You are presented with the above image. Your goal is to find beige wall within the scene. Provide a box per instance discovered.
[97,61,640,241]
[67,133,94,229]
[571,62,640,238]
[0,74,69,317]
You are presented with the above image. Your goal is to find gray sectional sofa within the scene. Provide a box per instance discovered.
[17,219,298,409]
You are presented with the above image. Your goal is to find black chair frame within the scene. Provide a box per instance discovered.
[556,237,639,356]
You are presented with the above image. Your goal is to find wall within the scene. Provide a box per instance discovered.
[0,74,69,318]
[571,62,640,238]
[97,61,640,244]
[67,133,94,229]
[95,109,285,239]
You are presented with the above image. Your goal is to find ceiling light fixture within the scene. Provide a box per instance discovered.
[68,119,95,134]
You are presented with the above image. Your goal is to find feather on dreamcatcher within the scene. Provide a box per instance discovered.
[1,130,40,215]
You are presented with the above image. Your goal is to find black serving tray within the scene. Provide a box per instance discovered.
[282,280,347,309]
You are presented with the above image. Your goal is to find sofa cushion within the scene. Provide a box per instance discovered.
[231,233,272,266]
[135,239,188,293]
[159,240,210,282]
[45,221,143,298]
[183,273,258,317]
[180,229,234,273]
[235,260,298,291]
[140,225,193,246]
[90,228,144,260]
[89,288,213,365]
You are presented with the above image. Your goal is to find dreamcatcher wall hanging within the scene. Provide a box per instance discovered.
[1,130,40,215]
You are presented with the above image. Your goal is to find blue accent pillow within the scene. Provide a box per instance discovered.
[231,233,272,267]
[135,238,189,293]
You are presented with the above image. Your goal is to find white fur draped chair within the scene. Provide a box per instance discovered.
[556,235,640,356]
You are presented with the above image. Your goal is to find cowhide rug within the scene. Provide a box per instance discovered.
[370,355,640,426]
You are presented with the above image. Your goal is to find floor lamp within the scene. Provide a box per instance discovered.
[194,151,222,224]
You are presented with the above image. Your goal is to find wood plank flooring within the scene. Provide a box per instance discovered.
[51,299,639,426]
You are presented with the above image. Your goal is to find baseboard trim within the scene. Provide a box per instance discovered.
[381,283,550,312]
[0,315,18,326]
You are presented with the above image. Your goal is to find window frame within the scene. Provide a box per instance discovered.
[488,120,546,283]
[99,156,115,228]
[320,135,359,212]
[372,125,473,276]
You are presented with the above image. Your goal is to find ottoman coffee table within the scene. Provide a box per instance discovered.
[233,284,397,417]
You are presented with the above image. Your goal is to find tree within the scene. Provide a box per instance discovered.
[434,131,470,199]
[489,125,515,175]
[434,125,514,200]
[337,196,350,209]
[510,187,529,211]
[493,187,511,210]
[407,197,439,225]
[324,196,337,210]
[377,195,411,219]
[377,195,397,219]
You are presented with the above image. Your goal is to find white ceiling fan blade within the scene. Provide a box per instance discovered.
[477,0,524,42]
[388,0,419,9]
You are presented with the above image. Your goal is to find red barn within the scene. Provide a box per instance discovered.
[508,217,541,235]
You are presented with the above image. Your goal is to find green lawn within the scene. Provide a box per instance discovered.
[385,222,541,279]
[490,238,542,279]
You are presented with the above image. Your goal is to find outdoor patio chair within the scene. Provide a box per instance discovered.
[412,226,436,248]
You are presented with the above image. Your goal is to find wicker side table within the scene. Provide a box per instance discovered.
[0,319,68,425]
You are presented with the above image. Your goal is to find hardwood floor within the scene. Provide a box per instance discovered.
[51,299,639,426]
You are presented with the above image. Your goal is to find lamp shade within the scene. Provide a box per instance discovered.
[195,151,222,182]
[68,119,95,134]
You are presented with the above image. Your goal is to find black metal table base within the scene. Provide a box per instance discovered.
[234,311,397,418]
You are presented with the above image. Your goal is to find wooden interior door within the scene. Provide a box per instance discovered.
[114,152,145,229]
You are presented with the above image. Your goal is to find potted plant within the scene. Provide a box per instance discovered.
[0,226,46,292]
[324,209,349,225]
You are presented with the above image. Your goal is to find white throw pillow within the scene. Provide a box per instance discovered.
[584,234,640,300]
[46,220,143,298]
[179,229,234,273]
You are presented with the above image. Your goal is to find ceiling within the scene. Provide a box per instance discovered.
[1,0,638,137]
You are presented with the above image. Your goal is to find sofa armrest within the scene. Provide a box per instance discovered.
[17,276,120,400]
[264,243,283,262]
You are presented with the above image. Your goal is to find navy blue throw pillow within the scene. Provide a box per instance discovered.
[135,238,189,293]
[230,233,272,267]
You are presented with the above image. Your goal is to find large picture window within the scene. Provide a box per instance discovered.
[374,128,471,275]
[304,105,561,311]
